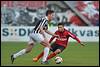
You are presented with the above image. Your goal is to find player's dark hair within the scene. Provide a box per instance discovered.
[58,23,64,26]
[46,10,54,16]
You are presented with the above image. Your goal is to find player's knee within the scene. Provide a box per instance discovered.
[45,43,50,48]
[41,41,50,48]
[55,49,61,54]
[26,49,32,53]
[26,43,33,53]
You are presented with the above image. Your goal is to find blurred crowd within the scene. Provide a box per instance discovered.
[76,1,99,26]
[1,1,99,26]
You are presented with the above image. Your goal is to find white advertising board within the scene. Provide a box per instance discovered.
[1,26,99,42]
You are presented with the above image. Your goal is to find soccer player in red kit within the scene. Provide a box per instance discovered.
[33,23,85,62]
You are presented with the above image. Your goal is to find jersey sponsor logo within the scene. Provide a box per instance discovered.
[56,38,67,41]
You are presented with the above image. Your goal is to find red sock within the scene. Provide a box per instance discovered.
[47,52,57,60]
[37,51,44,60]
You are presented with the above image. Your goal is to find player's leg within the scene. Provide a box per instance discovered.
[33,51,44,62]
[47,49,61,60]
[11,43,35,64]
[40,39,51,64]
[33,42,56,62]
[46,44,58,60]
[11,34,35,64]
[32,46,53,62]
[47,44,65,60]
[32,44,60,62]
[33,44,65,62]
[30,33,50,64]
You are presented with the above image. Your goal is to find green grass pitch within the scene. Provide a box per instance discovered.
[1,42,99,66]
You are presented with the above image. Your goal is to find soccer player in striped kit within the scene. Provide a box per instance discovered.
[11,10,59,64]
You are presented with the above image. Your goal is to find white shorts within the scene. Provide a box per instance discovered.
[28,33,44,44]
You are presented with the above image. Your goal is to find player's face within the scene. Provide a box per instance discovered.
[58,25,64,32]
[48,13,55,21]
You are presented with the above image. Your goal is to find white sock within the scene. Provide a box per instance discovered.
[42,47,50,62]
[13,49,26,58]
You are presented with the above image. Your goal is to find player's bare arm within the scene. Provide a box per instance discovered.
[39,26,46,38]
[68,32,85,46]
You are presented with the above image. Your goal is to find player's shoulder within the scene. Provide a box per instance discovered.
[64,28,71,34]
[55,30,59,34]
[64,28,69,32]
[42,16,48,21]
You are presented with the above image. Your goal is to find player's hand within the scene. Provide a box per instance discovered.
[53,34,60,38]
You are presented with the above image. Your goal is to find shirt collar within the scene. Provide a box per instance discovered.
[45,16,48,21]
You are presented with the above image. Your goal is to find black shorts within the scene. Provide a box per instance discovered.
[50,43,65,52]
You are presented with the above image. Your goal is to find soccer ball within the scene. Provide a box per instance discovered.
[55,56,63,64]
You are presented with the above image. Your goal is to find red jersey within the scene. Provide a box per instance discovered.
[49,28,81,48]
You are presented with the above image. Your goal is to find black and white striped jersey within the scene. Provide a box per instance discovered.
[33,16,48,33]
